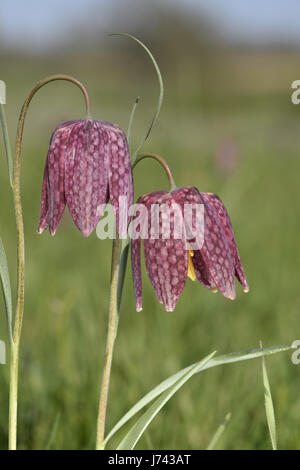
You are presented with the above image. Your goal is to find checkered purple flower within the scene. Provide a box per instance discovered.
[131,186,249,312]
[37,118,133,237]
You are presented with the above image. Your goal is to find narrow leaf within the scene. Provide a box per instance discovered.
[45,412,61,450]
[109,33,164,163]
[0,101,13,186]
[117,351,216,450]
[127,96,140,148]
[105,344,290,445]
[260,341,277,450]
[207,412,231,450]
[0,238,13,342]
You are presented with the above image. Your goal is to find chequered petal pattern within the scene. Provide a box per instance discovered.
[106,123,133,234]
[38,122,75,235]
[131,191,167,311]
[204,193,249,292]
[144,192,188,312]
[37,165,49,233]
[131,186,248,312]
[65,120,109,237]
[37,118,133,237]
[200,191,236,299]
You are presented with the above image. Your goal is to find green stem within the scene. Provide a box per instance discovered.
[133,152,177,191]
[9,74,90,450]
[8,343,18,450]
[96,235,120,450]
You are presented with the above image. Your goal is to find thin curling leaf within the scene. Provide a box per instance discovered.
[0,102,13,186]
[260,341,277,450]
[110,33,164,163]
[117,351,216,450]
[105,344,290,445]
[0,238,13,342]
[206,412,231,450]
[127,96,140,149]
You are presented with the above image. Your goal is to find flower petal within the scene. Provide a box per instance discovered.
[131,236,142,312]
[204,193,249,292]
[171,187,212,289]
[37,164,49,233]
[46,123,74,235]
[200,192,236,299]
[106,124,133,235]
[65,120,109,237]
[131,191,167,311]
[143,192,188,312]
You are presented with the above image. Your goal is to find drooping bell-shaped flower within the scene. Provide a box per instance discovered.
[131,186,249,312]
[38,119,133,237]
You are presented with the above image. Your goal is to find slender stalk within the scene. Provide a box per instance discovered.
[9,75,90,450]
[96,235,120,450]
[133,152,177,190]
[0,103,13,186]
[110,33,164,164]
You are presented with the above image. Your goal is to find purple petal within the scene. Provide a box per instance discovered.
[200,192,236,299]
[204,193,249,292]
[65,120,109,237]
[105,124,133,235]
[171,187,213,290]
[37,164,49,233]
[131,191,167,311]
[131,236,142,311]
[143,192,188,312]
[46,123,74,235]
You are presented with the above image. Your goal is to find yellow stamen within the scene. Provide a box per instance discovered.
[187,250,196,281]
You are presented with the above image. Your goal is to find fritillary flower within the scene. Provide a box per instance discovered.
[131,186,248,312]
[37,119,133,237]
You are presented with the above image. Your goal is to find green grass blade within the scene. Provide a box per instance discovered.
[260,341,277,450]
[109,33,164,164]
[105,344,290,445]
[116,351,216,450]
[0,102,13,187]
[0,237,13,343]
[206,412,231,450]
[45,412,61,450]
[127,96,140,148]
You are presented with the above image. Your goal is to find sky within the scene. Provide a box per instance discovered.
[1,0,300,51]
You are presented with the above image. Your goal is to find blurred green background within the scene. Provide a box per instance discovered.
[0,0,300,450]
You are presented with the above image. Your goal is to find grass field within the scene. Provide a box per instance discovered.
[0,50,300,450]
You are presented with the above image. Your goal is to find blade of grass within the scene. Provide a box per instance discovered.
[45,412,61,450]
[117,351,216,450]
[127,96,140,149]
[206,412,231,450]
[0,102,13,186]
[105,344,290,445]
[109,33,164,163]
[0,238,13,343]
[260,341,277,450]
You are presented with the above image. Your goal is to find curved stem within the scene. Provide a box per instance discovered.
[110,34,164,164]
[133,152,177,191]
[9,74,91,450]
[96,235,120,450]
